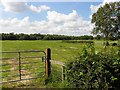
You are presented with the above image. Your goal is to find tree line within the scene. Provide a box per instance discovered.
[1,33,119,40]
[1,33,94,40]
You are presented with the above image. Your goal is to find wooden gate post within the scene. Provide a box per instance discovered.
[46,48,51,79]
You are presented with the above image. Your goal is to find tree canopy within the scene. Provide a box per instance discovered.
[91,2,120,40]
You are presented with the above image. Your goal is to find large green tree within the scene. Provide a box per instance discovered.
[91,2,120,40]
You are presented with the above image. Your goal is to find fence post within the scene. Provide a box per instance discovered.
[62,66,65,83]
[18,52,21,80]
[46,48,51,80]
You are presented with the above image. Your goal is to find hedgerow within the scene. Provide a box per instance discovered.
[65,44,120,89]
[62,40,94,44]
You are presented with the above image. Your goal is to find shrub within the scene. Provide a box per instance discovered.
[65,45,120,89]
[112,43,117,46]
[62,40,94,44]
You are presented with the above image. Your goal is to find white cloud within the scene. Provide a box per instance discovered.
[90,4,101,13]
[47,10,79,23]
[27,4,50,13]
[1,1,27,12]
[1,0,50,13]
[0,10,93,36]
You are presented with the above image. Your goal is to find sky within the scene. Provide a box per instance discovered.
[0,0,120,36]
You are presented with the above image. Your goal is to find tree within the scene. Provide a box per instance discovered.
[23,34,30,40]
[95,35,102,40]
[91,2,120,40]
[8,33,18,40]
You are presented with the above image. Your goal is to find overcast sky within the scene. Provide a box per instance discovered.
[0,0,119,36]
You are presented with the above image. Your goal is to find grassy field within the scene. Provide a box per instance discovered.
[0,40,119,88]
[1,40,84,62]
[2,40,117,62]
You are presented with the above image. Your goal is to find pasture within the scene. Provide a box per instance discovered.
[0,40,119,88]
[1,40,115,62]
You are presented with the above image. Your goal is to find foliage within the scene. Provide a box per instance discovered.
[91,2,120,40]
[65,44,120,89]
[62,40,94,44]
[112,43,118,46]
[1,33,93,40]
[94,35,102,40]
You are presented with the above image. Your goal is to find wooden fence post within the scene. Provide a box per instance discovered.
[18,52,21,80]
[46,48,51,80]
[62,66,65,83]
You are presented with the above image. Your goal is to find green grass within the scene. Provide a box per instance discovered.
[1,40,111,62]
[0,40,119,88]
[1,40,118,62]
[1,40,84,62]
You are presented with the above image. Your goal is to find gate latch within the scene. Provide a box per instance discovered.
[42,56,46,62]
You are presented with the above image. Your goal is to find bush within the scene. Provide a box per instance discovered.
[112,43,117,46]
[65,45,120,89]
[62,40,94,44]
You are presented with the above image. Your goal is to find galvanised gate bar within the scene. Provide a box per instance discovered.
[0,49,51,84]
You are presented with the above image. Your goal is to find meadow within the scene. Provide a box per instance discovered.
[2,40,117,62]
[1,40,119,88]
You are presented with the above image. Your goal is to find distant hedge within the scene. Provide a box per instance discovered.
[62,40,94,44]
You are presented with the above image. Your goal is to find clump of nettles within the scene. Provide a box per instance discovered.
[65,44,120,89]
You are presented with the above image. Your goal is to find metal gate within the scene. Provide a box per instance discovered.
[0,50,47,84]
